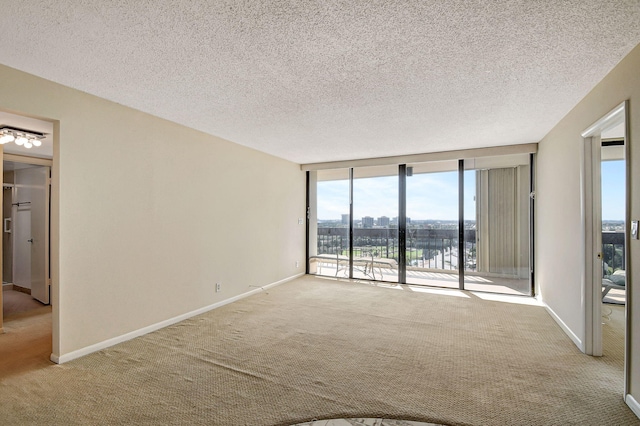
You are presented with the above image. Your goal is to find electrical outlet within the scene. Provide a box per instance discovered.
[298,218,303,225]
[216,283,221,292]
[296,261,299,268]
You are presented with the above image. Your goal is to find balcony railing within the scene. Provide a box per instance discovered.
[602,231,625,273]
[317,227,625,274]
[317,227,475,271]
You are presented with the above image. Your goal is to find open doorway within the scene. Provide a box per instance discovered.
[3,161,51,309]
[581,101,629,395]
[600,119,626,382]
[600,127,626,305]
[0,110,54,375]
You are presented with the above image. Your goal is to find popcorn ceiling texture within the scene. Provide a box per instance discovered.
[0,1,639,163]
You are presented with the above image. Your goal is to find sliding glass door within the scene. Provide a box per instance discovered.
[310,169,350,278]
[352,166,398,282]
[307,153,533,296]
[463,155,531,295]
[405,161,459,288]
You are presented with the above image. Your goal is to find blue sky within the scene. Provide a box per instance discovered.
[601,160,625,220]
[317,161,625,221]
[317,171,475,221]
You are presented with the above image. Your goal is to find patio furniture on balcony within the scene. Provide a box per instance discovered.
[309,254,349,276]
[602,269,625,300]
[356,256,398,280]
[309,253,398,280]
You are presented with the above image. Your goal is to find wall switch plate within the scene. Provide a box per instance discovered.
[632,220,638,240]
[298,218,303,225]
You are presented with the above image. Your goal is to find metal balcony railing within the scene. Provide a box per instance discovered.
[316,227,475,271]
[316,227,625,274]
[602,231,625,273]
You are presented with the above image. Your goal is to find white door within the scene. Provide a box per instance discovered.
[30,166,49,304]
[13,206,31,290]
[13,166,50,304]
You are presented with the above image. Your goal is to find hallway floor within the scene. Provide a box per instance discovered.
[3,289,46,316]
[1,290,52,378]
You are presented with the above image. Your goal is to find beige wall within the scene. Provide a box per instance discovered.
[537,43,640,402]
[0,64,306,357]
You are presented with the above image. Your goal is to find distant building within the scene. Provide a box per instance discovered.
[362,216,374,228]
[392,216,410,225]
[377,216,390,227]
[341,214,349,225]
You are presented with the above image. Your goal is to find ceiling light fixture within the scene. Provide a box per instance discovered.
[0,126,46,149]
[0,133,15,144]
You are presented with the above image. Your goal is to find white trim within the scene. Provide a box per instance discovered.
[626,394,640,419]
[50,273,304,364]
[581,102,625,137]
[623,101,631,396]
[3,153,53,166]
[543,301,584,352]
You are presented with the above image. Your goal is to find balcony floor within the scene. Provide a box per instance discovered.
[314,263,530,296]
[603,287,626,305]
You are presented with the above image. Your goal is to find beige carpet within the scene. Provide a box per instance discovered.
[0,275,637,425]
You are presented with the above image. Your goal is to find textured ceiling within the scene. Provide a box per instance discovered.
[0,1,639,164]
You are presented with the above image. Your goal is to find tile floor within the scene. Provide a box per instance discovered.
[292,419,442,426]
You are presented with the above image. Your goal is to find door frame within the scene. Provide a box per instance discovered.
[580,101,630,393]
[0,107,58,363]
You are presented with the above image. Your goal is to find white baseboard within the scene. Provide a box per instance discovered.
[542,301,584,352]
[626,394,640,419]
[50,273,304,364]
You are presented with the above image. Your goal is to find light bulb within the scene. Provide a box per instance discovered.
[15,136,27,146]
[0,134,15,144]
[32,139,42,147]
[24,141,33,149]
